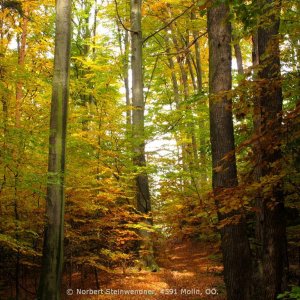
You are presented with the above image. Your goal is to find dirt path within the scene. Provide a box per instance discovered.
[64,241,225,300]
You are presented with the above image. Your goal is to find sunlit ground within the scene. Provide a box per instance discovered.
[63,241,225,300]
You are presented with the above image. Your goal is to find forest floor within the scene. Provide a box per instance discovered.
[64,240,225,300]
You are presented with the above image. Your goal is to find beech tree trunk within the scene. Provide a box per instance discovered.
[233,39,244,75]
[15,7,28,127]
[117,25,131,127]
[124,30,131,127]
[130,0,157,270]
[191,10,207,185]
[207,2,253,299]
[131,0,149,215]
[255,0,288,298]
[191,9,202,91]
[38,1,71,299]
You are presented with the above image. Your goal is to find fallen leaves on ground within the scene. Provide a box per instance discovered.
[63,241,225,300]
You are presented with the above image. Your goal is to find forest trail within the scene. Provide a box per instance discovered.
[66,241,225,300]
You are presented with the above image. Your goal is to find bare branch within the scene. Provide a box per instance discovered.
[142,3,195,44]
[113,0,136,33]
[144,55,159,103]
[143,0,209,44]
[151,31,208,57]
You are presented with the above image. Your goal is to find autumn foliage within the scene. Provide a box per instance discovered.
[0,0,299,299]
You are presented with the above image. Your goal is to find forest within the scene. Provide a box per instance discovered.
[0,0,299,299]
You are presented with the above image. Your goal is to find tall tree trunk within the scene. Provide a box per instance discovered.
[130,0,157,270]
[168,19,198,191]
[92,0,98,58]
[164,35,180,108]
[191,9,202,91]
[191,10,207,185]
[207,2,253,299]
[38,1,71,299]
[14,173,20,300]
[255,0,288,298]
[186,52,202,200]
[164,34,185,191]
[252,32,259,68]
[130,0,149,216]
[15,8,28,127]
[124,30,131,127]
[233,37,244,75]
[251,3,265,295]
[117,25,131,127]
[79,0,93,131]
[187,54,197,91]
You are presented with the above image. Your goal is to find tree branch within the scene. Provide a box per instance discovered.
[142,3,195,44]
[151,31,208,57]
[113,0,136,33]
[144,55,159,103]
[143,0,209,44]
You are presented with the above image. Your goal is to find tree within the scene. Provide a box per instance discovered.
[254,0,288,298]
[207,1,253,299]
[38,0,71,299]
[130,0,157,270]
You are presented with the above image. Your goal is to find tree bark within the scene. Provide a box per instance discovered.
[124,30,131,127]
[15,7,28,127]
[191,9,202,91]
[38,0,71,299]
[208,2,253,299]
[131,0,149,214]
[233,39,244,75]
[117,24,131,127]
[164,35,180,108]
[130,0,157,270]
[254,0,288,298]
[191,10,207,185]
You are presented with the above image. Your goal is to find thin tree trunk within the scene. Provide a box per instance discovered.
[0,80,8,196]
[231,26,244,76]
[251,6,269,297]
[233,39,244,75]
[169,21,195,189]
[38,1,71,299]
[13,12,28,298]
[92,0,98,58]
[186,52,202,200]
[191,9,202,91]
[124,30,131,127]
[252,32,259,68]
[165,35,180,108]
[117,24,131,127]
[15,8,28,127]
[187,54,197,91]
[191,10,207,185]
[0,3,7,209]
[13,171,20,300]
[208,2,253,299]
[164,35,185,190]
[94,267,99,289]
[251,5,265,294]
